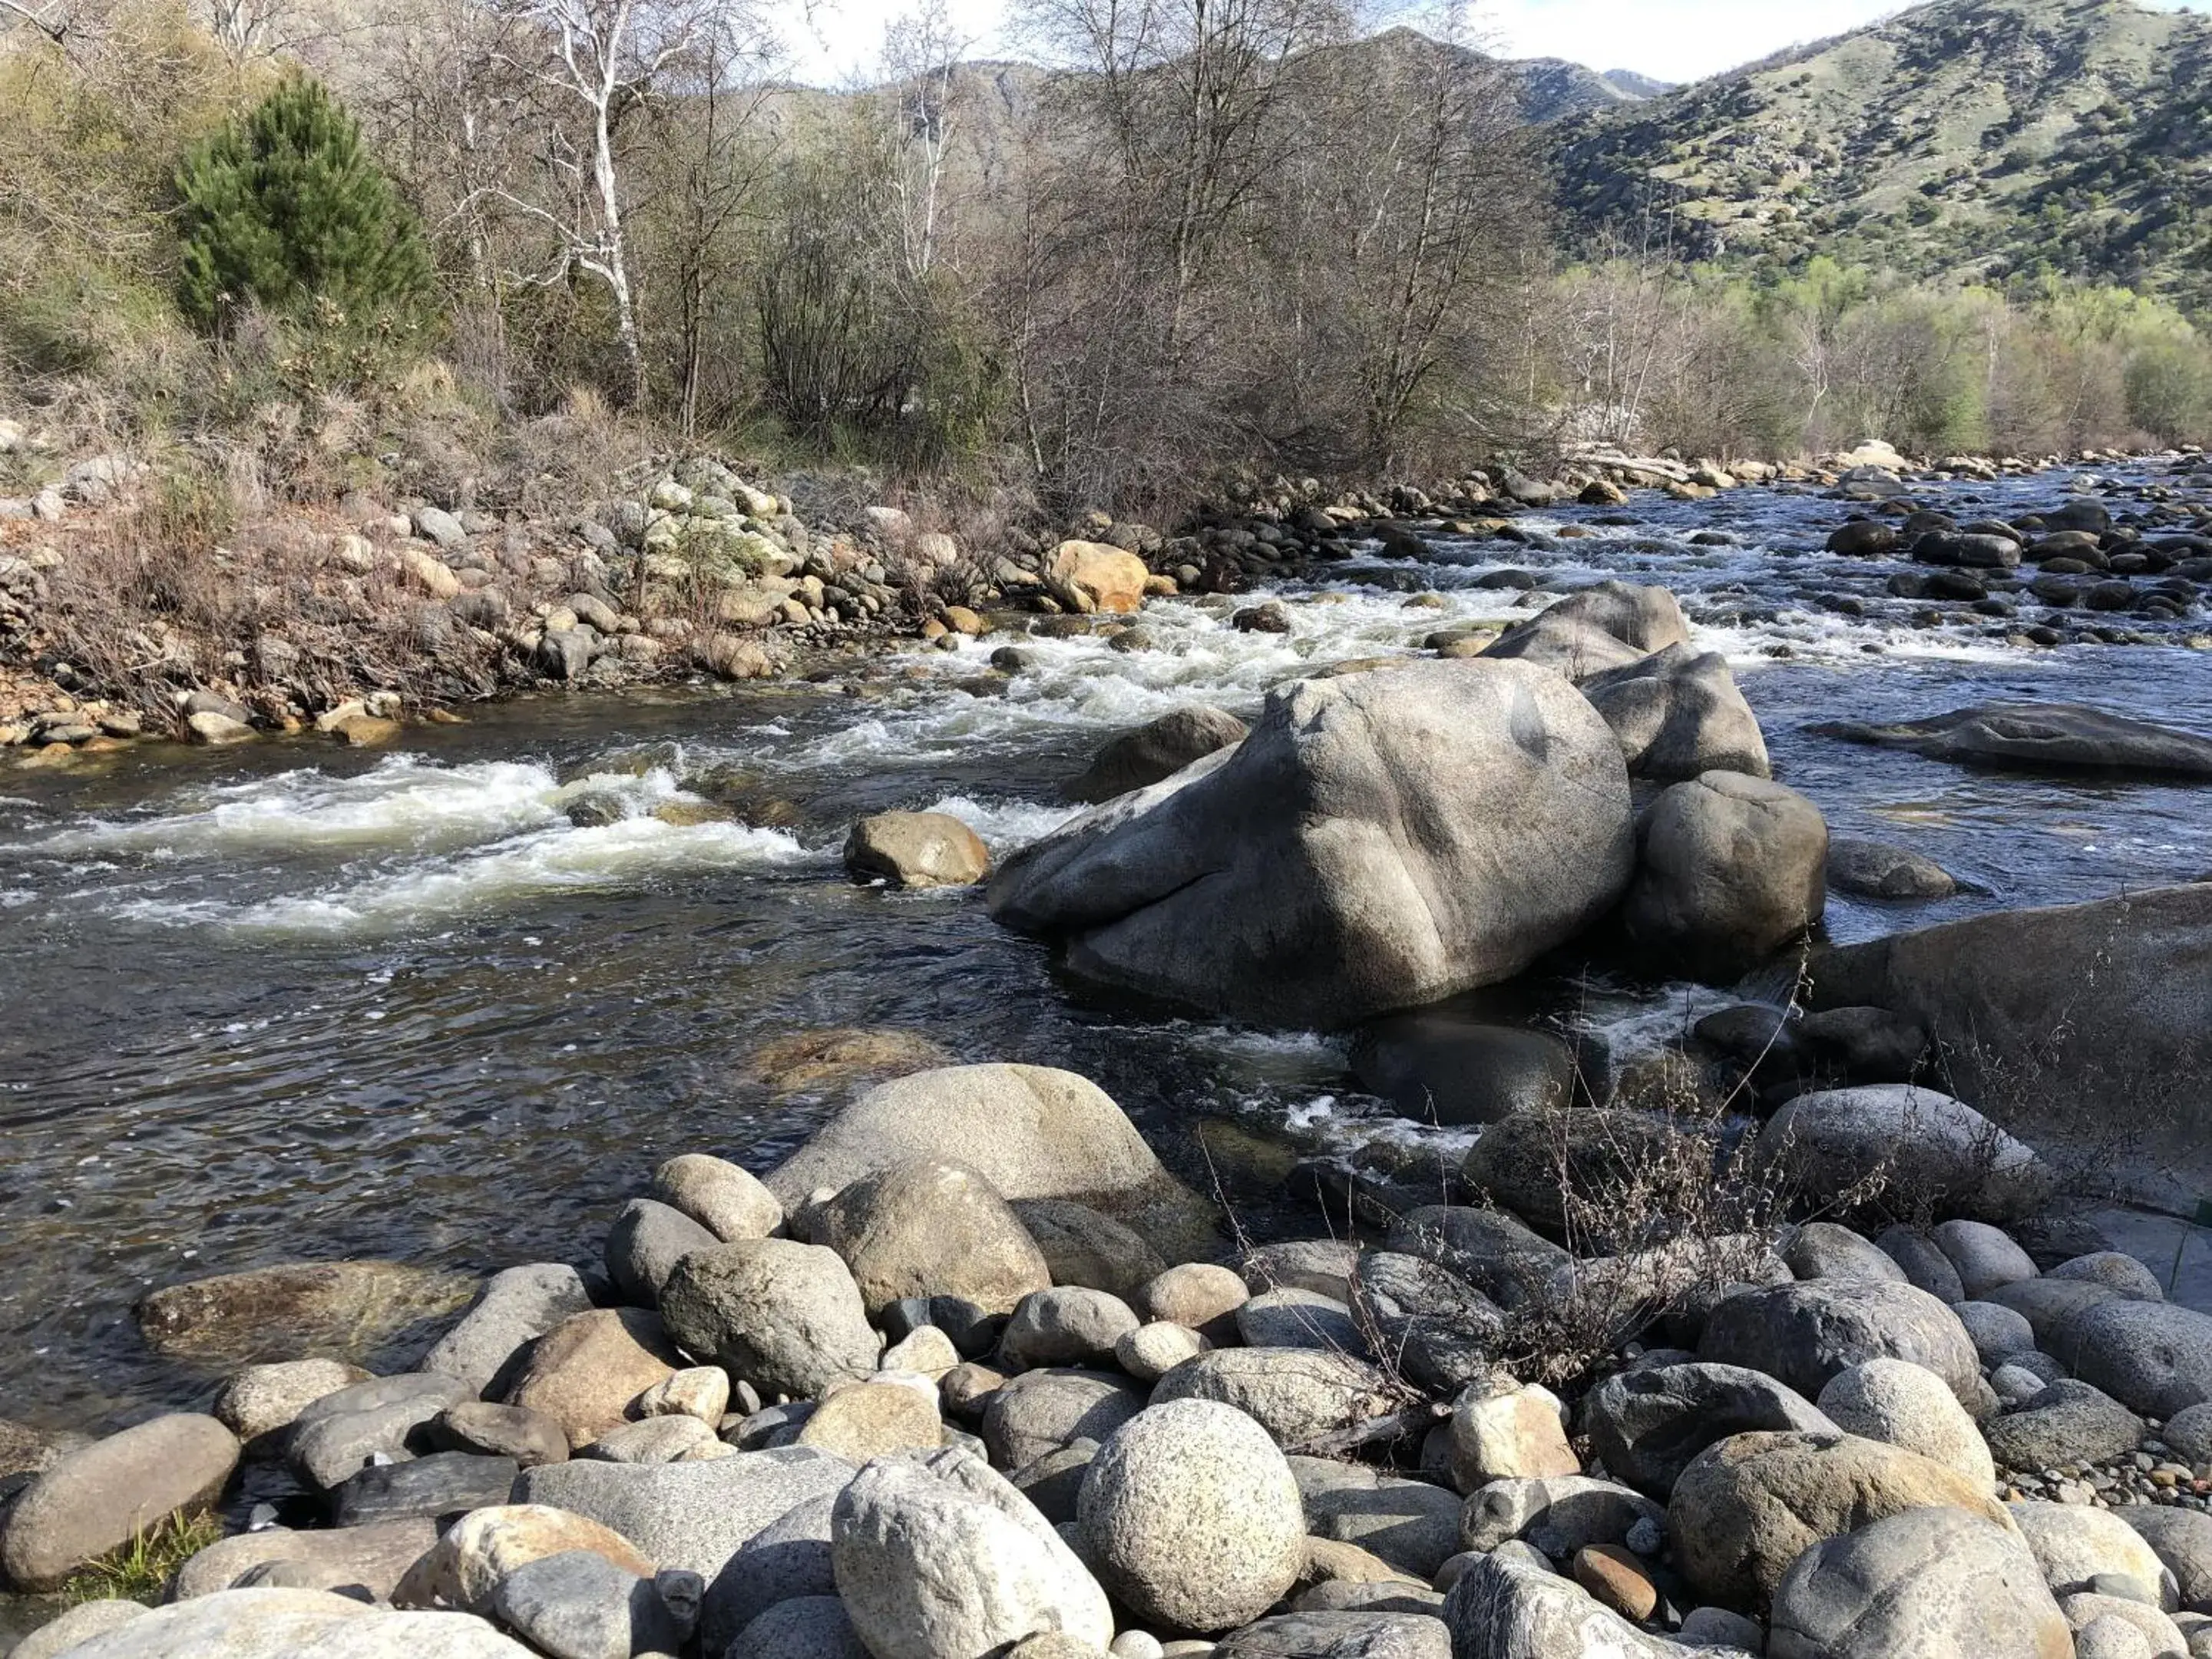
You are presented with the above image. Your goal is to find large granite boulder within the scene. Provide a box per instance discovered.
[1480,582,1691,680]
[1579,643,1771,782]
[1754,1085,2054,1224]
[1767,1505,2072,1659]
[1624,772,1827,980]
[987,659,1634,1027]
[1697,1280,1980,1406]
[1806,884,2212,1149]
[831,1446,1112,1657]
[1584,1363,1839,1500]
[764,1064,1218,1262]
[1670,1429,2015,1609]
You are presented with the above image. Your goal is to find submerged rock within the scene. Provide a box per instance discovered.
[1810,702,2212,779]
[989,659,1634,1027]
[134,1260,478,1367]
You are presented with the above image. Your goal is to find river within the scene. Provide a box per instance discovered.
[3,462,2209,1427]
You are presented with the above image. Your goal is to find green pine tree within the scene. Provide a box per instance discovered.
[174,78,431,333]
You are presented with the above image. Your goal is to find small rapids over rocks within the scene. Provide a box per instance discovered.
[2,461,2211,1422]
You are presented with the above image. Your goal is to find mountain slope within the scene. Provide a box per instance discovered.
[1552,0,2212,316]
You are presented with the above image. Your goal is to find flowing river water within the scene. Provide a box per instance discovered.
[4,463,2210,1428]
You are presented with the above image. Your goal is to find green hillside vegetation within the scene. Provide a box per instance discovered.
[1554,0,2212,319]
[2,0,2212,515]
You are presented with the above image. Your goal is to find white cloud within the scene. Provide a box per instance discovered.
[763,0,2211,89]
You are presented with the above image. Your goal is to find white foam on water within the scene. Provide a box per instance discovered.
[114,815,820,937]
[918,793,1083,852]
[28,757,575,859]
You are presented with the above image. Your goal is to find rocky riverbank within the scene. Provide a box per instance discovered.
[7,1059,2212,1658]
[10,426,2202,763]
[7,441,2212,1656]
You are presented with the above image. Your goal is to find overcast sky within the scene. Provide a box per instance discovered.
[774,0,2208,91]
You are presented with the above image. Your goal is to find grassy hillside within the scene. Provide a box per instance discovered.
[1553,0,2212,316]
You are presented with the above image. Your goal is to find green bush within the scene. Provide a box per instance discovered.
[174,78,430,336]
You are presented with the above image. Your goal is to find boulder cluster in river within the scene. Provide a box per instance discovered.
[8,1056,2212,1658]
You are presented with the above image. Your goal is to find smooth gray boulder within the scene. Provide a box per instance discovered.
[1065,706,1249,804]
[726,1595,868,1659]
[42,1588,537,1656]
[1441,1550,1715,1657]
[1580,642,1771,781]
[1985,1381,2148,1473]
[831,1446,1112,1657]
[701,1492,837,1652]
[1347,1251,1503,1393]
[605,1198,717,1307]
[1783,1221,1908,1284]
[987,659,1635,1027]
[657,1238,879,1400]
[170,1519,438,1601]
[2,1414,240,1591]
[1767,1505,2071,1658]
[1876,1225,1968,1303]
[1584,1363,1839,1500]
[7,1600,150,1659]
[1816,1358,1995,1485]
[422,1264,594,1400]
[1933,1218,2040,1300]
[765,1063,1218,1262]
[2053,1299,2212,1419]
[1697,1279,1980,1406]
[1150,1349,1397,1448]
[513,1446,853,1578]
[289,1373,472,1489]
[1804,884,2212,1148]
[1480,581,1691,680]
[1384,1207,1574,1312]
[1624,771,1827,979]
[2121,1506,2212,1614]
[1288,1456,1462,1580]
[1956,1299,2039,1364]
[1001,1287,1142,1370]
[1810,702,2212,779]
[652,1153,783,1242]
[1669,1429,2014,1609]
[1214,1609,1450,1657]
[981,1370,1149,1469]
[489,1548,681,1659]
[1755,1086,2052,1224]
[812,1158,1052,1318]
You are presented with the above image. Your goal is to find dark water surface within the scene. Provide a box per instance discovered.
[4,463,2210,1425]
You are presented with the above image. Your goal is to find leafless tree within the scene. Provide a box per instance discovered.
[474,0,729,405]
[879,0,969,281]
